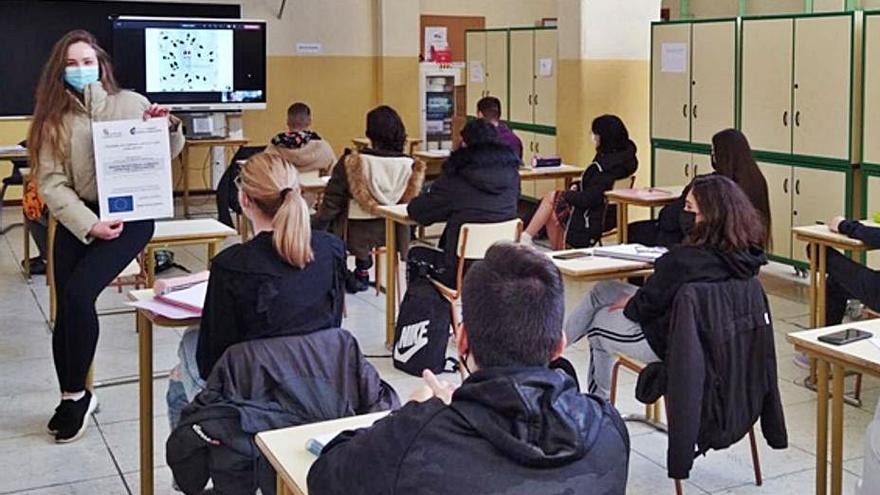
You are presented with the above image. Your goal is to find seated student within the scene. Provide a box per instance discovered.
[523,115,637,250]
[307,243,630,495]
[565,175,767,398]
[265,102,336,175]
[476,96,523,160]
[165,152,346,429]
[629,128,771,248]
[406,119,521,287]
[820,216,880,325]
[314,105,425,292]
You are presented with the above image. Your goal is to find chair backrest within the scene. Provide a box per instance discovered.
[456,219,524,260]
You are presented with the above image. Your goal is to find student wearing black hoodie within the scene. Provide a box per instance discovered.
[523,114,638,250]
[565,175,768,398]
[308,243,630,495]
[407,119,521,287]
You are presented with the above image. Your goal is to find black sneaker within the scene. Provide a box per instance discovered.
[54,391,97,443]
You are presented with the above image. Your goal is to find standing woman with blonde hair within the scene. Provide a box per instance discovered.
[164,152,346,429]
[30,30,185,443]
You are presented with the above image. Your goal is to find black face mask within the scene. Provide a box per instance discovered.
[680,211,697,235]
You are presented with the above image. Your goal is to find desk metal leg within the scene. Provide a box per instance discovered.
[145,247,156,287]
[816,359,829,495]
[617,204,628,244]
[831,363,845,495]
[138,311,154,495]
[809,241,819,328]
[385,218,396,348]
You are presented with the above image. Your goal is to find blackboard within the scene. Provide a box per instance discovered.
[0,0,240,117]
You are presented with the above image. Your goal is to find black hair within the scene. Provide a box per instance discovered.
[366,105,406,153]
[460,118,500,147]
[462,243,564,368]
[287,102,311,129]
[476,96,502,121]
[591,114,630,153]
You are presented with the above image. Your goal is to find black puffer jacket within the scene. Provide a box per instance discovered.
[308,367,630,495]
[408,141,521,268]
[625,244,767,359]
[564,141,638,248]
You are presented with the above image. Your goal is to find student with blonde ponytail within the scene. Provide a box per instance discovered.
[163,153,346,429]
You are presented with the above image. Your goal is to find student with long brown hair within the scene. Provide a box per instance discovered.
[31,30,184,443]
[565,175,768,398]
[164,152,346,429]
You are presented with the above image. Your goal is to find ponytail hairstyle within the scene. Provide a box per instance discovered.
[239,153,313,268]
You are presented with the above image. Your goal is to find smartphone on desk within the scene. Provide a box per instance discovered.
[818,328,872,346]
[553,251,592,261]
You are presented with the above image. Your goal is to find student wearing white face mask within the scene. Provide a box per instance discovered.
[28,30,184,443]
[522,115,638,250]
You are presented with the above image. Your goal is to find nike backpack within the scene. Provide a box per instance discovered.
[392,270,452,376]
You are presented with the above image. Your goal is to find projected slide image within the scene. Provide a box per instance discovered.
[145,28,233,92]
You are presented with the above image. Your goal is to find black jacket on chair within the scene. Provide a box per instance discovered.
[641,280,788,480]
[308,367,630,495]
[167,330,401,495]
[563,141,638,248]
[624,244,767,359]
[196,231,346,378]
[408,141,521,269]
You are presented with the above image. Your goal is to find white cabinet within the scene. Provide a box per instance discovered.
[465,30,509,117]
[653,147,709,188]
[509,28,557,127]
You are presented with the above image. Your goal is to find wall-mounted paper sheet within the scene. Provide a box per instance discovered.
[661,42,688,73]
[538,58,553,77]
[469,61,485,83]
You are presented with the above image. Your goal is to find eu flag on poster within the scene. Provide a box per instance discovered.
[108,195,135,213]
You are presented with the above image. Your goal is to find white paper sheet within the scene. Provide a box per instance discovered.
[156,282,208,312]
[424,26,448,61]
[126,299,201,320]
[92,117,174,222]
[539,58,553,77]
[661,42,688,73]
[468,61,485,83]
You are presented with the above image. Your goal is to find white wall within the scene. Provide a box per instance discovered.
[583,0,662,59]
[419,0,557,27]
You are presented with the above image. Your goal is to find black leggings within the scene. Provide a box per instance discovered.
[825,248,880,325]
[52,219,154,392]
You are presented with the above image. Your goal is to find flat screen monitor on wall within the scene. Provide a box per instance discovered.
[113,17,266,111]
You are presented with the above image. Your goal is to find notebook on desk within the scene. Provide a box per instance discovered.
[154,282,208,314]
[593,244,668,263]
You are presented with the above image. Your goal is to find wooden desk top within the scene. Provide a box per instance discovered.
[787,319,880,376]
[549,249,653,279]
[605,186,685,207]
[792,222,880,250]
[352,137,422,149]
[152,219,238,244]
[518,165,583,180]
[127,289,201,328]
[413,149,451,160]
[301,176,330,193]
[256,412,389,495]
[374,204,416,225]
[185,138,250,147]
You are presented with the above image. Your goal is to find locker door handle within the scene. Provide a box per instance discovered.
[529,141,535,152]
[534,94,539,105]
[795,179,801,195]
[692,105,698,119]
[528,94,533,105]
[694,164,699,176]
[783,178,789,194]
[682,104,688,118]
[795,111,801,127]
[783,111,789,127]
[535,141,540,154]
[684,163,690,178]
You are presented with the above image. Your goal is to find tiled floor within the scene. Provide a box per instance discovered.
[0,203,875,494]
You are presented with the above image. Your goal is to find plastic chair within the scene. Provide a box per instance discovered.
[431,219,523,328]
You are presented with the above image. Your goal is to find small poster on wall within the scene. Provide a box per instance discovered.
[424,26,448,62]
[469,61,485,83]
[661,42,688,73]
[539,58,553,77]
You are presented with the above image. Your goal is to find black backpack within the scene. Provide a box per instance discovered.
[392,268,453,376]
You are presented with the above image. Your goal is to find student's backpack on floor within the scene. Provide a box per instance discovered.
[392,268,452,376]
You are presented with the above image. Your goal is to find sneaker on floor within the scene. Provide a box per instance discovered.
[46,401,66,435]
[792,352,812,370]
[54,391,98,444]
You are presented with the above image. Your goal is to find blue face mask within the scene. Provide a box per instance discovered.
[64,66,100,93]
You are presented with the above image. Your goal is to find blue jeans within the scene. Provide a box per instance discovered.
[564,281,660,399]
[167,328,206,431]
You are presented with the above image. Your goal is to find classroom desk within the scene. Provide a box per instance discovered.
[179,138,249,218]
[792,223,879,328]
[548,249,654,281]
[374,204,417,347]
[0,147,28,161]
[256,412,389,495]
[787,320,880,495]
[518,164,583,189]
[128,289,201,495]
[412,149,450,178]
[144,219,238,285]
[352,137,422,155]
[604,186,685,244]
